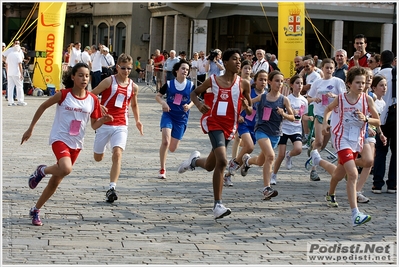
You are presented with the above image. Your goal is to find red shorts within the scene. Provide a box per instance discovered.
[52,141,81,165]
[337,149,358,165]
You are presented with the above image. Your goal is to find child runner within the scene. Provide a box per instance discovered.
[240,70,295,200]
[306,58,346,181]
[224,69,267,186]
[310,67,380,226]
[230,59,253,163]
[91,53,143,203]
[177,49,253,219]
[271,74,310,185]
[155,59,194,179]
[21,63,113,226]
[356,74,387,202]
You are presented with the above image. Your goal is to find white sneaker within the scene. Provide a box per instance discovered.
[177,151,200,173]
[17,101,27,106]
[285,151,292,170]
[310,150,321,166]
[213,203,231,219]
[302,144,309,150]
[227,158,240,175]
[223,174,233,186]
[7,103,16,106]
[240,153,251,177]
[352,212,371,227]
[357,192,370,203]
[270,173,277,185]
[158,169,166,179]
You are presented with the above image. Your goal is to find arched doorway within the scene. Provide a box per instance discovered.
[98,22,109,46]
[115,22,126,56]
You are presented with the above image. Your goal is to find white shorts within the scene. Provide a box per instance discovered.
[93,125,128,154]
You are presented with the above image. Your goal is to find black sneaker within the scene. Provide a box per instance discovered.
[106,188,118,203]
[263,186,278,200]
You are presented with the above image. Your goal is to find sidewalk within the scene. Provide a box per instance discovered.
[2,85,397,265]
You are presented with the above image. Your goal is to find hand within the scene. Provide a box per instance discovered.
[136,121,144,135]
[354,51,361,60]
[182,104,190,112]
[241,97,249,109]
[21,129,33,145]
[102,114,114,123]
[238,115,245,123]
[276,107,284,116]
[198,103,210,114]
[322,125,331,136]
[161,102,170,112]
[380,134,387,146]
[368,127,376,137]
[100,105,108,116]
[354,109,366,121]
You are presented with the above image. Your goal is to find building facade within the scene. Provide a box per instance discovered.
[2,2,396,66]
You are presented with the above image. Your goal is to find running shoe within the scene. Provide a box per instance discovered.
[270,173,277,185]
[325,192,339,207]
[227,158,240,175]
[28,165,47,189]
[240,153,251,177]
[158,169,166,179]
[213,203,231,219]
[223,174,233,186]
[357,192,370,203]
[29,207,43,226]
[352,212,371,227]
[106,188,118,203]
[285,151,293,170]
[263,186,278,200]
[310,170,320,181]
[177,151,200,173]
[371,186,382,194]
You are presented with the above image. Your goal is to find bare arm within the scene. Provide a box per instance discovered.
[130,83,144,135]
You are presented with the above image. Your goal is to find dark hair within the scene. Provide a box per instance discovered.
[268,70,284,81]
[172,59,191,77]
[137,56,141,60]
[371,75,387,89]
[380,50,395,65]
[354,34,367,43]
[373,54,381,63]
[62,63,90,88]
[289,74,303,92]
[222,48,241,62]
[91,45,98,51]
[117,53,133,65]
[346,67,367,85]
[253,69,267,82]
[241,59,252,69]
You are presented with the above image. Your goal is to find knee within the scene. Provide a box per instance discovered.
[58,166,72,177]
[265,155,275,164]
[291,148,302,156]
[94,153,103,162]
[112,149,123,161]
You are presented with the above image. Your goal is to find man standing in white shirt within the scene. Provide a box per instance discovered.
[252,49,269,75]
[68,42,81,69]
[5,44,26,106]
[90,45,103,89]
[100,47,115,81]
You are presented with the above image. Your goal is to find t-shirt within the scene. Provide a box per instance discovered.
[154,55,164,72]
[49,88,102,149]
[282,94,308,135]
[5,50,24,76]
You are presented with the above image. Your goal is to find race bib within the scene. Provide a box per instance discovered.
[69,120,81,136]
[173,93,183,105]
[115,93,125,108]
[262,107,272,121]
[217,101,228,116]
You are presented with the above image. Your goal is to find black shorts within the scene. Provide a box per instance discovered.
[208,130,230,149]
[278,133,302,145]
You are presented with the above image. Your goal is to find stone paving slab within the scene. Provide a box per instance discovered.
[1,86,397,265]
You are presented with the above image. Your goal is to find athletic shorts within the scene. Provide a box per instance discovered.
[160,113,187,140]
[254,130,280,149]
[278,133,302,145]
[208,130,230,149]
[237,123,256,145]
[337,149,359,165]
[52,141,81,165]
[93,125,128,154]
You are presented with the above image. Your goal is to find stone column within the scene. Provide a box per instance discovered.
[173,14,190,56]
[163,15,174,52]
[192,19,208,56]
[380,24,393,52]
[331,20,344,57]
[149,17,163,57]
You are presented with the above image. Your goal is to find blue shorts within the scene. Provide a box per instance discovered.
[254,130,280,149]
[237,123,256,145]
[160,113,187,140]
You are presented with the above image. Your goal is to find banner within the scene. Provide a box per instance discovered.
[32,2,66,91]
[278,2,305,78]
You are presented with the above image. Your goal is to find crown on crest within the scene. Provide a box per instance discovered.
[289,9,301,16]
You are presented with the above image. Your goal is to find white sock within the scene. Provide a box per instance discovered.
[351,207,359,217]
[109,182,116,189]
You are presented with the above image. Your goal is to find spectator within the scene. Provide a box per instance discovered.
[100,46,115,81]
[135,56,145,83]
[153,49,165,91]
[4,42,25,106]
[68,42,82,69]
[372,50,396,194]
[348,34,371,69]
[252,49,269,75]
[164,50,180,81]
[205,49,224,77]
[332,49,348,82]
[367,53,381,75]
[90,45,102,89]
[294,55,303,75]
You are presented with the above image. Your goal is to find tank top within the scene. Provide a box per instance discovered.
[255,93,285,136]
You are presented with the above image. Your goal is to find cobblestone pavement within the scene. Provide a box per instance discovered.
[2,85,397,265]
